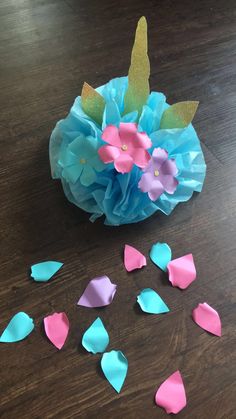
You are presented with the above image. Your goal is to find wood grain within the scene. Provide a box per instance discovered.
[0,0,236,417]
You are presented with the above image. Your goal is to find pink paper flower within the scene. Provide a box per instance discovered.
[138,148,178,201]
[98,123,152,173]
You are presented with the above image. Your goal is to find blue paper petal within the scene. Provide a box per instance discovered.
[31,261,63,282]
[101,350,128,393]
[0,312,34,343]
[82,317,109,354]
[150,242,172,271]
[137,288,169,314]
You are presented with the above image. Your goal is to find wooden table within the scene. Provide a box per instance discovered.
[1,0,236,417]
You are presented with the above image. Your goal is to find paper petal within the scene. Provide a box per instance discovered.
[0,312,34,343]
[101,350,128,393]
[77,275,117,308]
[167,254,196,289]
[82,317,109,354]
[137,288,169,314]
[124,244,147,272]
[124,16,150,116]
[160,101,199,129]
[31,261,63,282]
[192,302,222,337]
[150,242,172,271]
[44,312,69,349]
[155,370,187,414]
[81,82,105,126]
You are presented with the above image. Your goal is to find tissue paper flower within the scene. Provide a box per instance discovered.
[50,16,206,226]
[138,148,178,201]
[99,123,151,173]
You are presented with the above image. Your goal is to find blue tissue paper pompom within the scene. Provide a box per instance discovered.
[49,77,206,226]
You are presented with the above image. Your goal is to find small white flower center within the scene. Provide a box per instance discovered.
[80,158,86,164]
[154,169,159,177]
[121,144,128,151]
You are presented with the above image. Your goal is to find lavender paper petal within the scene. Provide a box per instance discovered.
[77,275,117,308]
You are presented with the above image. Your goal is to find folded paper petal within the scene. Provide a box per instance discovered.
[137,288,169,314]
[101,350,128,393]
[0,312,34,343]
[44,312,69,349]
[132,148,151,168]
[167,254,196,289]
[192,302,222,337]
[102,125,121,146]
[98,145,120,163]
[150,242,172,271]
[124,244,146,272]
[155,370,187,414]
[82,317,109,354]
[77,275,117,308]
[31,261,63,282]
[114,154,134,173]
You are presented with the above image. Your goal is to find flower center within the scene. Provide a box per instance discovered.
[154,169,159,177]
[80,158,86,164]
[121,144,128,151]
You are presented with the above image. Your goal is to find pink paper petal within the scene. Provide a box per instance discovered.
[98,145,120,163]
[155,370,187,414]
[192,302,222,336]
[124,244,147,272]
[119,122,137,143]
[44,312,69,350]
[114,154,134,173]
[135,132,152,149]
[77,275,117,308]
[132,148,151,168]
[102,125,121,146]
[167,254,196,289]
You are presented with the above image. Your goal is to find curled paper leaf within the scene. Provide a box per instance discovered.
[81,82,105,126]
[137,288,169,314]
[124,244,147,272]
[149,242,172,271]
[192,302,222,337]
[44,312,69,349]
[82,317,109,354]
[101,350,128,393]
[155,370,187,414]
[167,254,196,289]
[0,312,34,343]
[124,16,150,116]
[77,275,117,308]
[31,261,63,282]
[160,101,199,129]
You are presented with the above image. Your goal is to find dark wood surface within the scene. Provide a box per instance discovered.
[1,0,236,417]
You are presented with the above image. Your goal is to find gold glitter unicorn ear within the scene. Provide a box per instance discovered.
[123,16,150,117]
[160,101,199,129]
[81,82,105,126]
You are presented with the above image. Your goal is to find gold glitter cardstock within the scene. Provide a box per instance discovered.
[160,101,199,129]
[123,16,150,117]
[81,82,105,126]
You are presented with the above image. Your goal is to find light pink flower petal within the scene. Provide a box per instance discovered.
[159,175,179,194]
[152,148,168,169]
[138,172,155,193]
[119,122,137,145]
[102,125,121,146]
[135,132,152,149]
[98,145,120,163]
[192,302,222,336]
[161,158,178,176]
[155,370,187,414]
[167,254,196,289]
[44,312,69,350]
[124,244,147,272]
[148,181,165,201]
[77,275,117,308]
[132,148,151,168]
[114,154,134,173]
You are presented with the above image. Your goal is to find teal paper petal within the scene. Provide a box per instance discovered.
[150,242,172,271]
[0,312,34,343]
[137,288,169,314]
[101,350,128,393]
[31,261,63,282]
[82,317,109,354]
